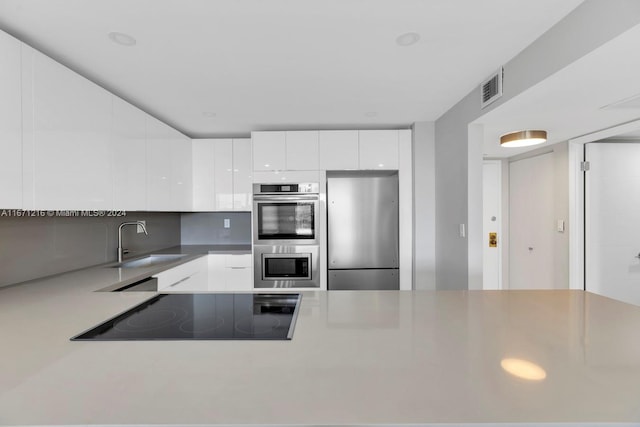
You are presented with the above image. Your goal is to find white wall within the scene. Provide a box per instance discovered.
[428,0,640,290]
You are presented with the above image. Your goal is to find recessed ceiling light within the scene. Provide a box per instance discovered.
[396,32,420,47]
[108,31,137,47]
[365,111,378,117]
[202,112,217,118]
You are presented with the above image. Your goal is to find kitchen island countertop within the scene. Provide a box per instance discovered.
[1,265,640,425]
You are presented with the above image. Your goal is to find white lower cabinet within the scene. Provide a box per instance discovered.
[208,254,253,291]
[155,257,209,292]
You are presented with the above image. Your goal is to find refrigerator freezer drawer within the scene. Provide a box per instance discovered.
[328,269,399,290]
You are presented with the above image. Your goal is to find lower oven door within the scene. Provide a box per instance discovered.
[254,245,319,288]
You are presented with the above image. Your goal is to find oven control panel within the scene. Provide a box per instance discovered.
[253,183,319,194]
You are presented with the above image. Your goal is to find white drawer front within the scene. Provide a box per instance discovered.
[154,257,208,290]
[224,254,252,268]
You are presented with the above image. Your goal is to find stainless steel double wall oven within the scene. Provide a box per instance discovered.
[253,183,320,288]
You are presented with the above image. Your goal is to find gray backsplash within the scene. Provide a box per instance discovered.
[181,212,251,245]
[0,212,181,288]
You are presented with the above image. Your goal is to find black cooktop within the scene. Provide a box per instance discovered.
[72,293,301,341]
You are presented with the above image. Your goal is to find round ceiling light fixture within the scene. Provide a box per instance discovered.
[396,32,420,47]
[500,130,547,148]
[108,31,137,47]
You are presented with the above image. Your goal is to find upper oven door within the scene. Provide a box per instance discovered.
[253,195,319,245]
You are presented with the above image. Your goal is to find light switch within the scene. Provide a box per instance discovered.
[224,218,230,229]
[459,224,466,238]
[557,220,565,233]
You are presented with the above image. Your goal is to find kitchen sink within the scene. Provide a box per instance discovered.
[109,254,187,269]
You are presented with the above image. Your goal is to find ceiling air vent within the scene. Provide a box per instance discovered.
[480,67,503,109]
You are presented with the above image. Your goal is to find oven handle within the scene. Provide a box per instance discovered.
[253,195,319,202]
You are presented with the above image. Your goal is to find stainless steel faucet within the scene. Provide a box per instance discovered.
[117,221,148,263]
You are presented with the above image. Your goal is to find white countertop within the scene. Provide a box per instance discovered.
[1,262,640,426]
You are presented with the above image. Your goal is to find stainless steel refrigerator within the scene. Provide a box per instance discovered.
[327,171,399,290]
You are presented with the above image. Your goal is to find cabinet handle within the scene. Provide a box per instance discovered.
[229,267,247,270]
[169,274,194,287]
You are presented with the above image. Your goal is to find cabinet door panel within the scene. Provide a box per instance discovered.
[359,130,399,170]
[0,31,22,208]
[319,131,359,170]
[232,138,252,211]
[286,131,319,170]
[252,131,286,171]
[170,131,192,211]
[192,139,216,211]
[252,170,320,184]
[146,116,172,211]
[112,97,147,210]
[29,50,112,210]
[208,254,226,291]
[214,140,233,210]
[225,268,253,291]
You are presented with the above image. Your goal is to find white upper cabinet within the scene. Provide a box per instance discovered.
[251,129,400,174]
[146,115,172,211]
[169,128,192,211]
[111,97,147,210]
[319,130,359,170]
[214,139,233,210]
[286,131,319,170]
[358,130,399,170]
[147,121,192,212]
[192,138,253,212]
[22,47,112,210]
[0,31,22,208]
[14,32,192,212]
[192,139,216,211]
[252,131,286,171]
[232,138,252,211]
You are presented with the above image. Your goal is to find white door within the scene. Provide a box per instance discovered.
[509,152,555,289]
[482,160,502,289]
[585,142,640,306]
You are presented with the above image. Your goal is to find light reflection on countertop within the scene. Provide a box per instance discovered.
[0,282,640,425]
[501,358,547,381]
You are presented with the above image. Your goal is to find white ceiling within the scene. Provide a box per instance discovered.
[0,0,583,138]
[477,22,640,158]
